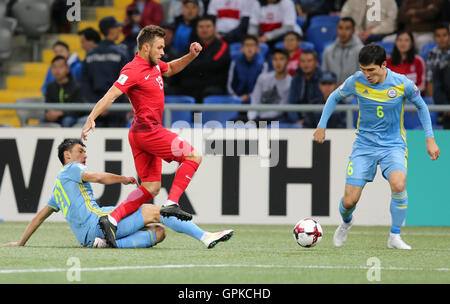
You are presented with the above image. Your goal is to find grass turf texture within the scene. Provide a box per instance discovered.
[0,222,449,284]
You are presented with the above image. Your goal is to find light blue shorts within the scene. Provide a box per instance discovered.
[345,144,407,188]
[84,207,145,247]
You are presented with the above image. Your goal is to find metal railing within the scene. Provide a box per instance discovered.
[1,103,449,129]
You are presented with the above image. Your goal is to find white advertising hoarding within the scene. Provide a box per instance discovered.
[0,128,392,225]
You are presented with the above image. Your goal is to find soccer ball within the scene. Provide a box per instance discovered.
[293,218,323,248]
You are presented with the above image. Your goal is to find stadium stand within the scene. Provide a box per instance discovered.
[202,95,242,127]
[164,95,196,127]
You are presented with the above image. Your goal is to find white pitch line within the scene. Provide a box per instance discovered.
[0,264,449,275]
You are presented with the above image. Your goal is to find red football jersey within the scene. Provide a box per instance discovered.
[114,55,169,132]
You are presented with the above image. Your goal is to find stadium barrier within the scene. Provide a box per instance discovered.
[1,127,448,226]
[2,103,450,129]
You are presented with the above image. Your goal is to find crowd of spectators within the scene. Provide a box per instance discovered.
[37,0,450,128]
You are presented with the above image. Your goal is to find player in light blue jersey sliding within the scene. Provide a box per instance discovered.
[313,44,440,250]
[2,139,233,249]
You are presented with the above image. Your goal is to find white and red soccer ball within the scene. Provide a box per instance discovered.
[293,218,323,248]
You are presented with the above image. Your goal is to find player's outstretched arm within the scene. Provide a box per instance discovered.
[81,85,124,140]
[82,170,138,185]
[1,206,54,247]
[163,42,202,77]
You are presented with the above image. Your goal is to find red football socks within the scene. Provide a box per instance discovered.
[168,160,199,204]
[109,185,153,224]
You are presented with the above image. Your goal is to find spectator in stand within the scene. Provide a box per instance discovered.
[80,16,130,127]
[426,24,450,97]
[321,17,363,85]
[247,48,292,123]
[286,49,323,126]
[167,0,205,24]
[161,22,183,95]
[283,31,304,76]
[78,27,101,54]
[386,31,426,93]
[300,71,346,128]
[397,0,442,52]
[122,0,163,38]
[173,0,201,53]
[248,0,302,47]
[41,41,83,95]
[207,0,257,43]
[227,35,268,121]
[173,15,231,103]
[42,56,85,127]
[427,24,450,128]
[340,0,398,44]
[433,51,450,129]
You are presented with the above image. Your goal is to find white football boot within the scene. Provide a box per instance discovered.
[201,230,234,249]
[387,233,412,250]
[333,220,353,247]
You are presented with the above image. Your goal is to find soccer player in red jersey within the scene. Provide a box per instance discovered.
[81,25,204,247]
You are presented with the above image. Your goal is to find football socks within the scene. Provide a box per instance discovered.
[390,190,408,234]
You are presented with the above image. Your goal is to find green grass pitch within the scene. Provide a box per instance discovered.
[0,222,449,284]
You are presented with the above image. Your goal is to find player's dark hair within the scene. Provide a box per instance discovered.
[51,55,67,65]
[53,40,70,51]
[339,17,356,28]
[271,48,289,59]
[58,138,85,165]
[359,43,386,67]
[137,25,166,50]
[78,27,101,44]
[391,31,416,65]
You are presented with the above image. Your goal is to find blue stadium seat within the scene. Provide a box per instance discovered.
[202,95,242,127]
[296,16,306,29]
[403,97,438,129]
[374,41,394,56]
[421,42,437,60]
[349,97,359,128]
[164,95,195,127]
[229,42,269,61]
[306,24,337,55]
[309,15,340,28]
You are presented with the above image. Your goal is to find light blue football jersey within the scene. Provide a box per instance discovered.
[318,68,434,148]
[46,162,112,246]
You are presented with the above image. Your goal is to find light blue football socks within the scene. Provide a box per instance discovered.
[116,230,157,248]
[390,190,408,234]
[339,198,356,223]
[159,215,205,241]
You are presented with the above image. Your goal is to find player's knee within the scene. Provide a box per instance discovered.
[391,181,406,194]
[186,150,202,165]
[154,225,166,243]
[143,183,161,197]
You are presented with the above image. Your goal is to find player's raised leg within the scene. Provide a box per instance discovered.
[387,170,411,250]
[160,149,202,220]
[334,184,362,247]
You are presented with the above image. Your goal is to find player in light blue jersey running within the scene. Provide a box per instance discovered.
[313,44,440,250]
[2,139,233,249]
